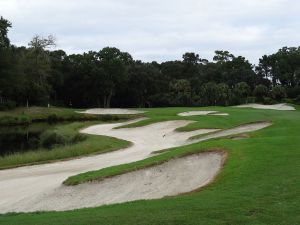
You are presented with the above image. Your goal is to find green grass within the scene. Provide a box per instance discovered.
[0,121,130,169]
[0,106,136,125]
[0,105,300,225]
[119,106,273,130]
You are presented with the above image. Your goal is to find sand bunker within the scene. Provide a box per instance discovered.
[236,103,295,111]
[178,111,229,116]
[9,152,224,212]
[78,108,146,115]
[209,112,229,116]
[189,122,272,143]
[0,119,217,213]
[0,118,271,213]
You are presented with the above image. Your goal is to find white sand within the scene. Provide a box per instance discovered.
[0,118,216,213]
[189,122,272,143]
[178,111,229,116]
[78,108,146,114]
[236,103,295,111]
[8,152,224,212]
[209,113,229,116]
[0,118,271,213]
[178,111,217,116]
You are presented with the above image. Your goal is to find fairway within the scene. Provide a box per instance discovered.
[0,105,299,224]
[1,2,300,224]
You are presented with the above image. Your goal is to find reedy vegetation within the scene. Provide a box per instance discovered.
[0,121,130,169]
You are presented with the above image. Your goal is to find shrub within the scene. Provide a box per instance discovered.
[18,115,31,124]
[40,130,66,148]
[263,97,277,105]
[39,129,87,149]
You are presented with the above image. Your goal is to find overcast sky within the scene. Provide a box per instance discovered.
[1,0,299,64]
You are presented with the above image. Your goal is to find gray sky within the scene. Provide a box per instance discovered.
[1,0,299,64]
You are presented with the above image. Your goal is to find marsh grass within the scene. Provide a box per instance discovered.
[0,122,130,169]
[0,106,136,126]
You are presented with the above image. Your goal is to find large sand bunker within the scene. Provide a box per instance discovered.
[0,119,216,213]
[8,152,224,212]
[236,103,295,111]
[178,111,229,116]
[78,108,146,114]
[0,118,271,213]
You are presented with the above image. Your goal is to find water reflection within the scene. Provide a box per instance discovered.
[0,123,56,156]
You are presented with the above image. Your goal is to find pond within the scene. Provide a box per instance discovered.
[0,123,57,156]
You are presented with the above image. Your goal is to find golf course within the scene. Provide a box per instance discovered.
[0,104,299,224]
[1,2,300,224]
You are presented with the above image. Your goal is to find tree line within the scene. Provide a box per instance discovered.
[0,16,300,109]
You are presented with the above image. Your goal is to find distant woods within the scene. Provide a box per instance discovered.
[0,16,300,110]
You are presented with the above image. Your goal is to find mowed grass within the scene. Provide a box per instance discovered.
[63,106,296,186]
[119,106,273,130]
[0,106,300,224]
[0,121,130,169]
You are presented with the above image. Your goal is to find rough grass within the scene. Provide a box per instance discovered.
[0,106,136,125]
[0,122,130,169]
[0,105,299,225]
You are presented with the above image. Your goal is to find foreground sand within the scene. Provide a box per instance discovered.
[0,117,270,213]
[9,152,225,212]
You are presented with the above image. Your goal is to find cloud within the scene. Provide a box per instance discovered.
[1,0,299,64]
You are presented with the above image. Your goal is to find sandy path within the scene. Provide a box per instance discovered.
[0,118,271,213]
[236,103,295,111]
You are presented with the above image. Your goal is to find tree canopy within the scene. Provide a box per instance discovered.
[1,16,300,109]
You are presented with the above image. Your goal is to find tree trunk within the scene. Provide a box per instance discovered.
[106,90,113,108]
[103,96,107,108]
